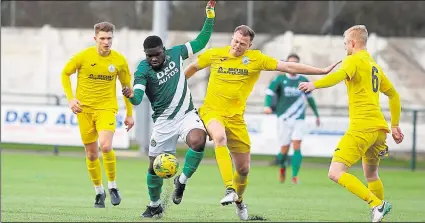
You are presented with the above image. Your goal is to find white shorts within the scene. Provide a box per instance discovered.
[148,110,206,157]
[277,118,306,147]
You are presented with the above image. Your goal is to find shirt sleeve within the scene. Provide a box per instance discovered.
[264,76,282,107]
[379,70,394,93]
[257,52,279,71]
[129,62,148,105]
[197,48,215,69]
[339,56,357,80]
[117,58,132,87]
[61,50,84,100]
[179,17,214,60]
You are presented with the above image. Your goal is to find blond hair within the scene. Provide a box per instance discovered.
[234,25,256,41]
[343,25,368,44]
[94,22,115,35]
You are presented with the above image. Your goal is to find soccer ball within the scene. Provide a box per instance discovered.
[153,153,179,179]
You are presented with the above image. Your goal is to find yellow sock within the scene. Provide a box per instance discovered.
[215,146,234,189]
[338,172,382,208]
[233,171,248,202]
[368,179,384,200]
[86,158,102,186]
[102,150,117,183]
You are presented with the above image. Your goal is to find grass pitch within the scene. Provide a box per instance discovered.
[1,152,425,222]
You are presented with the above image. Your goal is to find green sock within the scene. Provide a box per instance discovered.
[292,150,303,177]
[147,172,163,202]
[277,152,288,168]
[183,148,204,178]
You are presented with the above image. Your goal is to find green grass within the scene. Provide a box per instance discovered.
[2,152,425,222]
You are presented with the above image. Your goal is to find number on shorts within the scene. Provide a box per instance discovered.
[371,66,379,93]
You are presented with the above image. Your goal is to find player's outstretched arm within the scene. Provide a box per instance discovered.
[276,60,341,75]
[185,0,216,57]
[184,61,202,79]
[298,70,347,93]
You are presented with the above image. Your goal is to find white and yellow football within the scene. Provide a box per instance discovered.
[153,153,179,179]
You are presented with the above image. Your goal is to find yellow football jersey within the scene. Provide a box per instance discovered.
[61,47,131,113]
[340,50,393,132]
[197,46,278,116]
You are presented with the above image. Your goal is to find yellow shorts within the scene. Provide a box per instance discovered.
[199,108,250,153]
[76,110,117,144]
[332,130,389,167]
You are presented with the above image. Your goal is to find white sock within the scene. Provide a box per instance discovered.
[94,185,104,194]
[179,173,189,184]
[108,181,117,189]
[149,199,162,207]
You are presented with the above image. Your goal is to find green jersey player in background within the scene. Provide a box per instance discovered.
[122,0,216,218]
[263,54,320,184]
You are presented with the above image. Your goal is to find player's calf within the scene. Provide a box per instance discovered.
[173,129,207,205]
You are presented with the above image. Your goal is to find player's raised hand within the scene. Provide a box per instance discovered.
[122,86,134,98]
[298,82,316,93]
[263,106,273,114]
[69,98,83,114]
[322,60,342,74]
[391,126,404,144]
[124,116,135,132]
[206,0,216,19]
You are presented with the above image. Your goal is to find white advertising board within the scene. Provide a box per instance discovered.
[244,114,423,157]
[1,105,130,148]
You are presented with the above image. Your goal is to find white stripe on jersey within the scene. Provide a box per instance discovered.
[279,97,304,120]
[134,84,146,91]
[185,42,194,58]
[265,89,275,96]
[158,56,187,120]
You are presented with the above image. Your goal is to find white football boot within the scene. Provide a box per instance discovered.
[371,201,392,222]
[220,187,238,206]
[235,200,249,220]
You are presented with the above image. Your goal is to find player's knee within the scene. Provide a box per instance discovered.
[99,139,112,152]
[364,168,379,182]
[236,164,250,176]
[328,167,342,183]
[187,130,206,152]
[328,171,338,182]
[86,152,98,161]
[213,133,227,147]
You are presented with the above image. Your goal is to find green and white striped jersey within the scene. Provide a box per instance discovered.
[265,74,319,120]
[133,45,195,122]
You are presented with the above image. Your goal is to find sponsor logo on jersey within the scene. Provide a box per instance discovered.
[217,67,248,76]
[284,86,303,97]
[156,61,179,85]
[88,74,114,81]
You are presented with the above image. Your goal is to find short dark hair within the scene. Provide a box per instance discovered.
[234,25,256,41]
[94,22,115,35]
[287,53,300,62]
[143,35,163,49]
